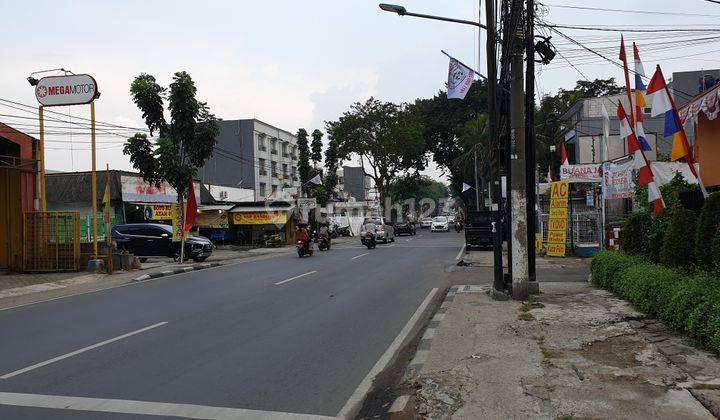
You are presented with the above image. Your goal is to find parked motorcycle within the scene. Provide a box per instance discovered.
[337,226,351,237]
[328,225,339,239]
[365,231,377,249]
[296,239,313,257]
[318,235,331,251]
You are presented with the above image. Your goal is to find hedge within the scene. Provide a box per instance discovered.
[696,192,720,269]
[591,250,720,354]
[660,208,697,268]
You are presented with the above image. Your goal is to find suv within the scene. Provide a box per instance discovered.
[393,220,416,236]
[360,218,395,244]
[112,223,214,262]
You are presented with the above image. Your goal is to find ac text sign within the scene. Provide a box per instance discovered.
[35,74,98,106]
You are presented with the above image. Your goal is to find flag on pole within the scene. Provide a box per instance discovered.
[184,181,197,233]
[618,103,665,215]
[632,43,652,151]
[546,167,553,182]
[447,58,474,100]
[308,173,323,185]
[102,169,111,244]
[619,36,635,129]
[560,142,569,166]
[461,182,473,193]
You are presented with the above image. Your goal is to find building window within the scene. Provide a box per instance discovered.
[282,163,288,178]
[258,135,266,151]
[271,184,277,193]
[259,158,267,176]
[271,139,277,154]
[271,161,277,177]
[339,176,344,185]
[282,143,288,157]
[259,183,266,197]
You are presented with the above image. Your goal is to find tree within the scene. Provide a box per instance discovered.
[324,138,340,195]
[412,80,487,199]
[124,72,218,258]
[296,128,311,192]
[326,97,425,209]
[660,208,697,268]
[388,174,448,203]
[695,192,720,269]
[451,115,491,205]
[311,129,323,166]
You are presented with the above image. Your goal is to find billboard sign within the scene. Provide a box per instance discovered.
[35,74,98,106]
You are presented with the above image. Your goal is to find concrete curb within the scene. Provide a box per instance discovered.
[132,262,222,282]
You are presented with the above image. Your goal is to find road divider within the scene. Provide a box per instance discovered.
[1,322,168,379]
[274,271,317,286]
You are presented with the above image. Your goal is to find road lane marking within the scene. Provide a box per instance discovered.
[456,244,466,260]
[338,287,439,419]
[1,322,168,379]
[387,244,396,248]
[0,392,337,420]
[274,271,317,286]
[351,253,369,260]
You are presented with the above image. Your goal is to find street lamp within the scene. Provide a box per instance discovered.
[378,3,486,29]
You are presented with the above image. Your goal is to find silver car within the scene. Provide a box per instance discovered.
[360,218,395,244]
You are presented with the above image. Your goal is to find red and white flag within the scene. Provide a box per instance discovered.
[560,142,569,166]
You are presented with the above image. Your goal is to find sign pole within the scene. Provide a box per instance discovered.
[39,106,47,212]
[91,101,98,259]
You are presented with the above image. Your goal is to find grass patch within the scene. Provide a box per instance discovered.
[541,347,556,358]
[518,312,535,321]
[520,300,545,312]
[531,334,545,342]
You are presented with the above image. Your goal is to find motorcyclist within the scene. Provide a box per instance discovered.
[317,217,332,248]
[296,223,311,246]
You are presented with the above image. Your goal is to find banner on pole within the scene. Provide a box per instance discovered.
[602,160,635,200]
[547,181,569,257]
[560,164,601,181]
[447,58,474,99]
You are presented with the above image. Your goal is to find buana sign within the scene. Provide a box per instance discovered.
[35,74,98,106]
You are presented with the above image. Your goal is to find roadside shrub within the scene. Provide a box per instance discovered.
[713,234,720,271]
[590,251,720,354]
[646,212,669,264]
[620,211,651,255]
[660,208,697,268]
[695,192,720,269]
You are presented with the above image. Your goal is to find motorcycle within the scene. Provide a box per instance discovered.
[365,231,377,249]
[317,234,331,251]
[337,226,351,237]
[296,239,313,257]
[328,225,339,239]
[454,221,463,233]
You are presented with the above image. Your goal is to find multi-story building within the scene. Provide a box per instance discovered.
[335,166,377,201]
[199,119,301,201]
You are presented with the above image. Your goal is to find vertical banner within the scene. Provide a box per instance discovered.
[547,181,569,257]
[171,203,186,242]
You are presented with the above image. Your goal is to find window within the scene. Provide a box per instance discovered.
[282,143,288,157]
[271,161,277,177]
[271,139,277,154]
[259,183,266,197]
[282,163,288,178]
[259,158,267,175]
[258,135,266,151]
[339,176,344,185]
[271,185,278,194]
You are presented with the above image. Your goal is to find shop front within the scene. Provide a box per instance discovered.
[229,203,296,246]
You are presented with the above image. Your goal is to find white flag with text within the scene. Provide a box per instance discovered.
[447,58,474,99]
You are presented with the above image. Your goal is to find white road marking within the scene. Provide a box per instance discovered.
[455,244,466,260]
[274,271,317,286]
[1,322,168,379]
[337,288,439,419]
[387,244,396,248]
[351,253,369,260]
[0,392,337,420]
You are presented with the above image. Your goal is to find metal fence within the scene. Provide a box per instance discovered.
[23,212,81,272]
[540,196,602,247]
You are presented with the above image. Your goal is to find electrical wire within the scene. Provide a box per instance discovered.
[539,3,720,18]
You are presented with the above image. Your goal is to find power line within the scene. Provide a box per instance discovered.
[541,23,720,33]
[540,3,720,18]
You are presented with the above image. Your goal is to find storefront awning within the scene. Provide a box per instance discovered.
[230,204,295,212]
[199,204,234,211]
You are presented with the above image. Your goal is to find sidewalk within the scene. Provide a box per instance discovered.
[392,282,720,419]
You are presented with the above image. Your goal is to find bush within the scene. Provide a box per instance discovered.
[591,251,720,354]
[696,192,720,269]
[620,211,651,255]
[660,208,697,268]
[713,234,720,270]
[646,212,669,264]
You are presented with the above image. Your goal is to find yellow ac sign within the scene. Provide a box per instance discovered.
[547,181,569,257]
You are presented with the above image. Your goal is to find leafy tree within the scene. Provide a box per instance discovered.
[311,185,330,207]
[296,128,311,192]
[326,97,425,209]
[387,174,447,203]
[412,80,487,199]
[124,72,218,250]
[311,129,323,166]
[620,211,651,255]
[324,138,340,195]
[451,115,491,205]
[696,192,720,269]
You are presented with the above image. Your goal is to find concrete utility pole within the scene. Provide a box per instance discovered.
[474,150,480,210]
[510,23,529,300]
[525,0,539,293]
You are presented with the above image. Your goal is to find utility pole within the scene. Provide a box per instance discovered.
[474,150,480,210]
[485,0,505,295]
[510,5,529,301]
[525,0,538,293]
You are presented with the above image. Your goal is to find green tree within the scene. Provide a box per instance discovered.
[696,192,720,269]
[451,115,491,206]
[311,129,323,166]
[620,211,651,255]
[326,97,425,209]
[312,185,330,207]
[660,208,697,268]
[323,138,340,195]
[296,128,311,192]
[124,72,218,256]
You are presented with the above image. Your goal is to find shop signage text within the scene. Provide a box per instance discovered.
[35,74,98,106]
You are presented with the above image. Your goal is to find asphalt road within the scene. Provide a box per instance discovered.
[0,230,464,419]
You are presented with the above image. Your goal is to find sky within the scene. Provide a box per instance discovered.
[2,0,720,181]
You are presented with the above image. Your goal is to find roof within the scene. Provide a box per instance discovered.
[46,170,124,203]
[229,201,295,212]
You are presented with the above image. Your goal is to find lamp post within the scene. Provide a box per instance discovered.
[379,3,505,294]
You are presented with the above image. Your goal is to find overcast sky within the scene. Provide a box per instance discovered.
[2,0,719,181]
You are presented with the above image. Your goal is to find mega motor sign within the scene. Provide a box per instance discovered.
[35,74,98,106]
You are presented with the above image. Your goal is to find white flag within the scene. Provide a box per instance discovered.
[601,103,610,161]
[447,58,474,99]
[461,182,473,193]
[308,173,322,185]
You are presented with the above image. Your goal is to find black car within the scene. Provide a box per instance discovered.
[393,220,416,236]
[465,211,499,249]
[112,223,214,262]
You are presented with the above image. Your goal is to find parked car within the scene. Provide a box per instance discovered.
[360,218,395,244]
[393,220,416,236]
[420,217,433,229]
[431,216,450,232]
[112,223,214,262]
